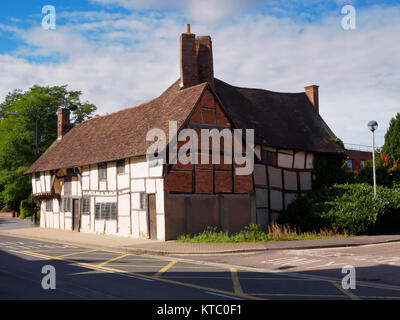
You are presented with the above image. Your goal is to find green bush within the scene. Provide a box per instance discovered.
[278,183,400,235]
[19,198,33,219]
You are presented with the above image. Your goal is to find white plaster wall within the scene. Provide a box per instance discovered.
[306,153,314,169]
[99,181,107,191]
[90,165,98,190]
[82,176,90,190]
[64,212,72,230]
[40,201,45,227]
[45,172,51,192]
[131,160,149,178]
[32,177,36,194]
[108,163,116,191]
[300,172,312,191]
[254,164,267,185]
[156,179,164,214]
[132,179,145,192]
[132,211,140,238]
[284,170,298,191]
[294,152,306,169]
[277,152,293,168]
[149,164,163,177]
[270,190,283,211]
[138,210,148,238]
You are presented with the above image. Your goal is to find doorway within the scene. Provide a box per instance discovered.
[147,194,157,239]
[72,199,80,231]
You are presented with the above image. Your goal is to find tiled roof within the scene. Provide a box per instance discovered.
[214,78,344,154]
[26,78,343,174]
[26,81,207,173]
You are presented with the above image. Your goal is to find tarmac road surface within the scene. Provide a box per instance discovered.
[1,234,400,300]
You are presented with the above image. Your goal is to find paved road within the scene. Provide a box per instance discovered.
[0,217,34,230]
[176,242,400,292]
[1,234,400,300]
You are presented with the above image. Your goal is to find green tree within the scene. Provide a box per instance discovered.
[382,112,400,162]
[0,85,97,211]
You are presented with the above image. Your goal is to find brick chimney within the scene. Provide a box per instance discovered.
[57,107,70,139]
[180,24,214,89]
[180,24,198,88]
[196,36,214,87]
[304,85,319,113]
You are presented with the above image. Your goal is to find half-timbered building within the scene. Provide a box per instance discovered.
[26,25,343,240]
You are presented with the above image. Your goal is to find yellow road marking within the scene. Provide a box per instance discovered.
[329,280,360,300]
[154,260,178,277]
[55,249,99,258]
[97,253,130,267]
[23,250,262,300]
[230,268,244,295]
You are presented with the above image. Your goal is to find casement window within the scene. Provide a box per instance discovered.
[262,150,277,166]
[64,176,72,195]
[46,199,53,212]
[82,198,90,214]
[35,172,40,182]
[117,159,125,174]
[95,202,117,220]
[140,193,146,209]
[61,198,71,212]
[98,163,107,180]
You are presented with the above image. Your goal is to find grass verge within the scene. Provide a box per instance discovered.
[177,223,348,243]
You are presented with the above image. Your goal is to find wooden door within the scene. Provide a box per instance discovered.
[147,194,157,239]
[72,199,80,231]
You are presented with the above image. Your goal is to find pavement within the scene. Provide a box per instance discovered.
[1,218,400,254]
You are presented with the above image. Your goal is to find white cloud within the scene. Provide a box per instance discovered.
[1,5,399,148]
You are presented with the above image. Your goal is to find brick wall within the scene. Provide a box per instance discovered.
[165,88,253,194]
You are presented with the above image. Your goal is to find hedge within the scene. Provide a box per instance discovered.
[278,183,400,235]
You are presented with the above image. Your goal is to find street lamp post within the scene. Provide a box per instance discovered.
[368,120,378,197]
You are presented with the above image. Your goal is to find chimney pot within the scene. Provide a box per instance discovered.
[304,85,319,113]
[57,107,70,139]
[185,24,191,34]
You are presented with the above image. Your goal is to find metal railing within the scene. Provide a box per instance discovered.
[344,143,374,152]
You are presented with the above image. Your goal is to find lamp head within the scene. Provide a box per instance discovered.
[368,120,378,132]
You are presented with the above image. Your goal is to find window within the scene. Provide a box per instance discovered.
[64,176,72,195]
[82,198,90,214]
[140,193,146,209]
[99,163,107,180]
[95,202,117,220]
[62,198,71,212]
[360,160,365,168]
[46,199,53,212]
[262,150,277,166]
[117,160,125,174]
[347,159,353,170]
[35,172,40,182]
